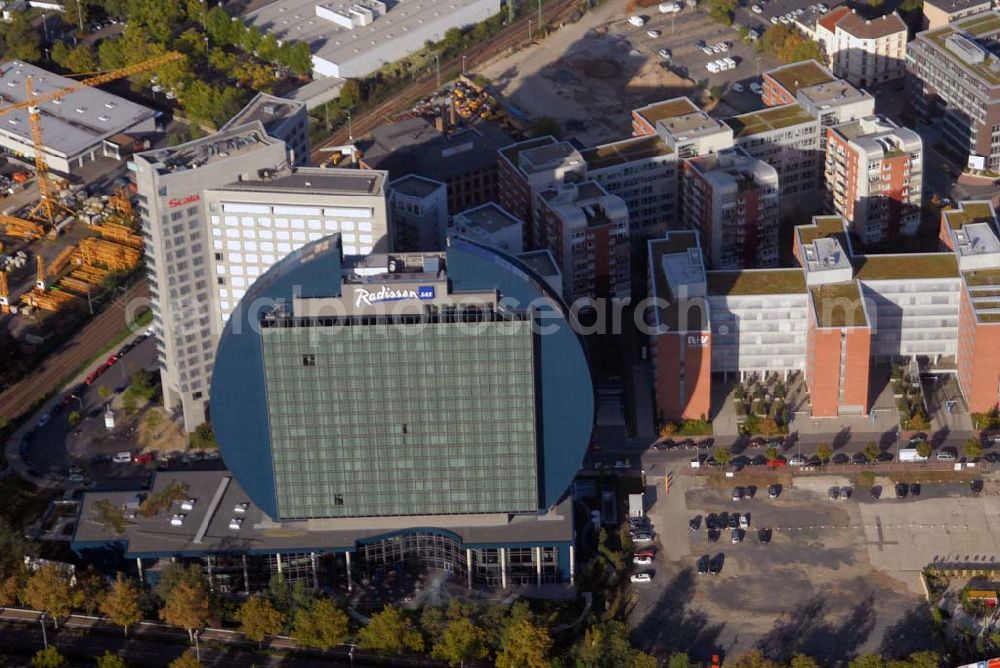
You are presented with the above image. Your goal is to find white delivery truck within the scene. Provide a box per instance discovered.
[628,493,645,518]
[899,448,928,463]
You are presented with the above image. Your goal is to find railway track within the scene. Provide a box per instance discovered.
[309,0,581,162]
[0,281,149,423]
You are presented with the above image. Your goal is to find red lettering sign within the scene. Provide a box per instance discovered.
[168,194,200,209]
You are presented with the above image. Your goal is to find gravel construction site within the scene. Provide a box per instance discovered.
[627,473,999,664]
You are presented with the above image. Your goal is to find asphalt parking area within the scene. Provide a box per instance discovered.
[628,475,971,663]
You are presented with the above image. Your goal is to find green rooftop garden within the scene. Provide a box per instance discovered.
[767,61,833,95]
[925,26,1000,86]
[945,201,995,229]
[958,12,1000,36]
[707,269,807,296]
[811,283,866,328]
[797,217,846,245]
[726,104,815,138]
[582,136,673,170]
[853,254,959,280]
[636,98,699,125]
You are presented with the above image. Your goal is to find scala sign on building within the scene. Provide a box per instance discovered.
[354,284,436,307]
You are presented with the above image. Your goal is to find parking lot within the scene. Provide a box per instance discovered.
[628,473,997,663]
[482,0,777,145]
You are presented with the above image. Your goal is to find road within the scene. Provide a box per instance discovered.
[0,608,436,667]
[308,0,581,162]
[17,334,158,479]
[0,281,148,424]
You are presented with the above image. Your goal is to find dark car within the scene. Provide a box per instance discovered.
[745,485,757,499]
[689,517,701,531]
[909,483,921,497]
[709,554,724,574]
[984,452,1000,463]
[877,451,894,462]
[87,407,103,419]
[971,480,984,496]
[758,528,772,544]
[766,437,784,448]
[908,433,928,447]
[832,453,850,464]
[707,529,720,543]
[895,483,908,499]
[677,438,697,449]
[768,484,781,499]
[852,452,868,464]
[697,555,709,575]
[705,513,718,530]
[71,383,87,398]
[748,437,766,448]
[728,514,740,529]
[750,455,768,466]
[653,439,674,451]
[731,487,744,501]
[871,486,882,500]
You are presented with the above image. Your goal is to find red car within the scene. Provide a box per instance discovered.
[766,459,787,469]
[106,355,118,366]
[133,452,154,464]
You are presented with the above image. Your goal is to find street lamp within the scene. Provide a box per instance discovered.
[346,111,353,142]
[462,54,467,76]
[348,644,356,668]
[39,613,48,649]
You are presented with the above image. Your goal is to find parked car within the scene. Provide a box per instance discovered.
[37,413,51,428]
[68,473,85,484]
[895,482,908,498]
[839,486,852,499]
[689,517,701,531]
[750,82,763,95]
[758,528,772,544]
[707,529,720,543]
[634,556,653,566]
[647,29,662,37]
[657,48,672,60]
[728,514,740,530]
[828,487,840,500]
[134,452,154,464]
[732,486,744,501]
[632,532,654,544]
[971,479,984,496]
[768,484,780,499]
[936,449,957,461]
[628,15,646,26]
[731,529,743,544]
[709,554,724,574]
[788,455,806,466]
[747,437,766,448]
[731,82,744,93]
[697,554,709,574]
[705,513,718,530]
[630,572,652,583]
[113,451,133,464]
[751,4,762,12]
[909,483,921,496]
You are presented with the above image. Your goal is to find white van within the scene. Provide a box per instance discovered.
[113,451,133,464]
[899,448,928,463]
[628,15,646,26]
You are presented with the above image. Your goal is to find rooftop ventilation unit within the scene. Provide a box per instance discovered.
[946,34,986,64]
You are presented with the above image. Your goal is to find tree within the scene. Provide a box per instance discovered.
[713,446,732,466]
[24,564,74,628]
[358,605,425,654]
[574,620,656,668]
[790,656,820,668]
[816,443,833,464]
[0,573,21,609]
[730,650,782,668]
[65,45,97,73]
[706,0,737,23]
[144,410,163,432]
[73,566,107,615]
[95,652,127,668]
[235,595,285,645]
[496,617,552,668]
[168,652,203,668]
[5,14,42,62]
[98,385,112,400]
[189,423,218,449]
[916,441,932,459]
[31,647,66,668]
[63,0,89,32]
[964,438,983,460]
[760,24,824,64]
[68,411,81,427]
[432,617,488,667]
[659,421,678,437]
[859,470,876,487]
[764,445,780,462]
[292,597,349,650]
[863,441,880,463]
[897,652,940,668]
[101,574,142,636]
[155,563,204,602]
[160,579,211,644]
[758,416,780,437]
[122,392,138,416]
[849,655,885,668]
[668,654,701,668]
[339,79,363,108]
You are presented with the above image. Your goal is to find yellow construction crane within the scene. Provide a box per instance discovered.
[0,52,184,228]
[0,270,9,314]
[35,254,45,290]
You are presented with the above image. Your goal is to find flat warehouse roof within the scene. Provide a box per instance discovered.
[766,61,834,96]
[0,61,154,159]
[223,167,385,195]
[634,98,700,126]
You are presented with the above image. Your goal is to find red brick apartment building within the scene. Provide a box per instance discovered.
[648,203,1000,423]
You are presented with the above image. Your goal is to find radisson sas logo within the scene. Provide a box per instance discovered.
[354,285,435,307]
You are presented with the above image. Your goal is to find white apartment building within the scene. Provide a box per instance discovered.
[387,174,448,251]
[682,147,780,270]
[133,123,290,432]
[816,9,907,88]
[203,167,389,325]
[450,202,524,254]
[825,115,923,244]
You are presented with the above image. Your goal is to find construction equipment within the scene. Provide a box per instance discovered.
[35,255,45,290]
[0,270,9,313]
[98,222,143,250]
[0,214,44,240]
[74,237,141,273]
[0,52,184,228]
[107,187,134,220]
[48,245,75,276]
[21,287,76,312]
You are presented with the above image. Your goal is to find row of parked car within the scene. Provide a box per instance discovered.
[629,516,657,582]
